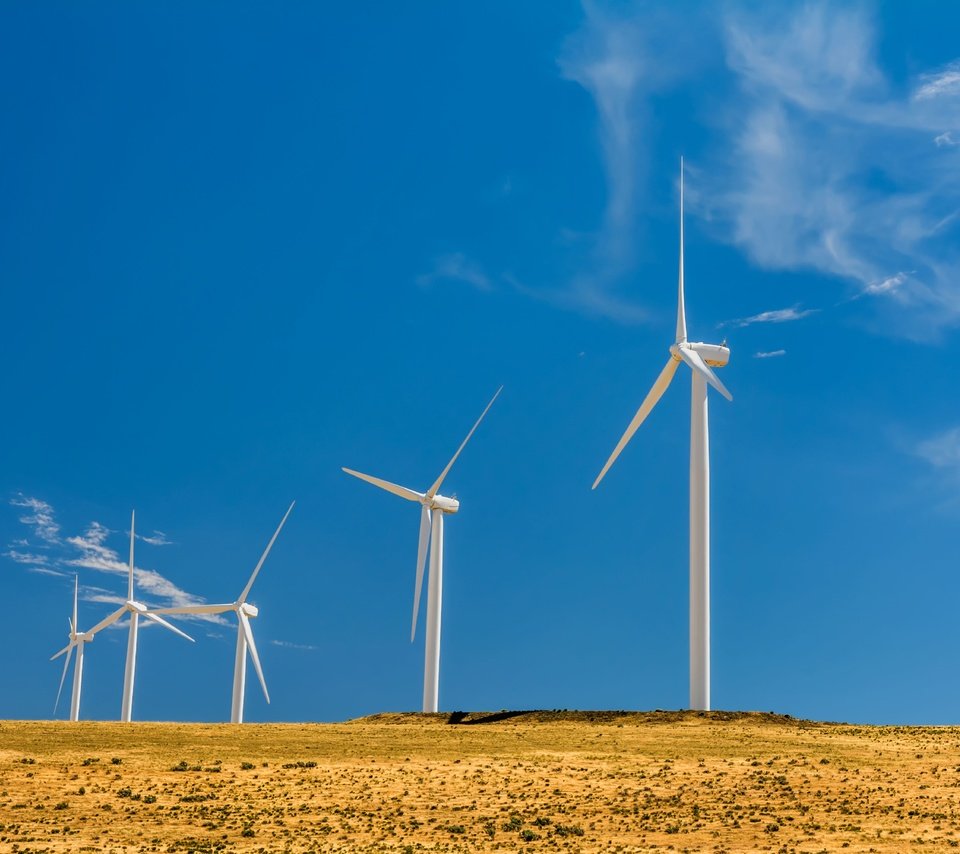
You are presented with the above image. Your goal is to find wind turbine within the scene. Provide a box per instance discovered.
[85,510,195,722]
[343,387,501,713]
[50,575,95,722]
[151,502,295,723]
[593,160,732,712]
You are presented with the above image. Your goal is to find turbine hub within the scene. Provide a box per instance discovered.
[669,341,730,367]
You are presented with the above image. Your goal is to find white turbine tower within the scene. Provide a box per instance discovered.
[50,575,95,722]
[151,501,295,723]
[593,160,732,712]
[343,387,501,713]
[85,510,195,722]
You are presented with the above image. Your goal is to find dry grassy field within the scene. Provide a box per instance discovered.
[1,710,959,852]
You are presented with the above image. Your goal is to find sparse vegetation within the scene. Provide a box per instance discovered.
[0,712,957,851]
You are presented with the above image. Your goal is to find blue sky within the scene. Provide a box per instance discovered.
[2,2,959,725]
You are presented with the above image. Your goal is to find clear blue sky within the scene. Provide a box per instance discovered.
[2,2,959,725]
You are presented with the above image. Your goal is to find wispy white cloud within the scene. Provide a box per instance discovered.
[7,496,225,625]
[65,521,118,569]
[721,304,818,328]
[701,3,960,335]
[138,530,172,546]
[5,548,53,567]
[11,495,60,544]
[549,2,701,323]
[29,566,69,578]
[82,590,128,607]
[913,62,960,102]
[754,350,786,359]
[415,5,960,335]
[5,547,68,577]
[270,639,317,651]
[416,253,491,291]
[552,3,960,335]
[65,525,218,616]
[915,426,960,473]
[863,271,909,297]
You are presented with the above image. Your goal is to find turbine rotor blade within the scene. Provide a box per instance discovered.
[149,603,234,616]
[342,468,424,503]
[128,510,136,602]
[87,605,129,636]
[238,501,295,604]
[410,504,432,642]
[54,644,74,715]
[141,611,195,642]
[50,641,74,661]
[72,574,79,630]
[593,357,680,490]
[677,157,687,344]
[678,347,733,401]
[239,611,269,704]
[427,385,502,499]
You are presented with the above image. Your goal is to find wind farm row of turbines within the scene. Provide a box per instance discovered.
[52,505,294,724]
[52,162,734,723]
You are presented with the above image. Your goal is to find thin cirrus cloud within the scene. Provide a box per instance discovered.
[914,427,960,474]
[914,61,960,101]
[5,496,225,625]
[270,639,318,652]
[701,3,960,336]
[11,494,60,544]
[496,2,960,334]
[754,350,786,359]
[410,6,959,336]
[415,253,492,291]
[720,304,818,328]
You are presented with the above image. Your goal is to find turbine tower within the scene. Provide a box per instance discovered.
[85,510,195,722]
[50,575,96,722]
[152,502,295,723]
[593,160,732,711]
[343,387,501,713]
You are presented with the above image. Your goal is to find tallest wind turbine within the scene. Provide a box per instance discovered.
[593,160,732,711]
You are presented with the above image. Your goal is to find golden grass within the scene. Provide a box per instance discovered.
[1,710,959,852]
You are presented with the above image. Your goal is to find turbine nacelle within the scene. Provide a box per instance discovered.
[426,494,459,514]
[239,602,259,618]
[670,341,731,368]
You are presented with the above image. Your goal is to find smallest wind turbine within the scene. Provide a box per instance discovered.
[152,502,295,723]
[50,575,95,722]
[343,387,501,714]
[85,510,195,722]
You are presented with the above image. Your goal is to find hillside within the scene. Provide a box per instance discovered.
[1,710,957,851]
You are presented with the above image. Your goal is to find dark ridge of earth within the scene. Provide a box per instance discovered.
[351,708,824,726]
